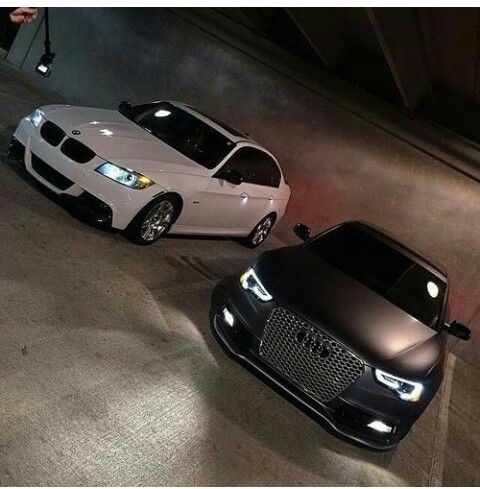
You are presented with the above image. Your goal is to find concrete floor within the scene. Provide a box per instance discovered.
[0,61,479,486]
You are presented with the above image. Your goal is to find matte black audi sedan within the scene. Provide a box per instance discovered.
[210,221,471,449]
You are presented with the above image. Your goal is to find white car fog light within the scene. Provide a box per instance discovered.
[222,307,235,327]
[368,420,393,434]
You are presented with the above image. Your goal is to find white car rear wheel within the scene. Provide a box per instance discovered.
[241,214,275,248]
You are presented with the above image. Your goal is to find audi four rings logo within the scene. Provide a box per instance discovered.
[72,130,81,135]
[295,329,331,358]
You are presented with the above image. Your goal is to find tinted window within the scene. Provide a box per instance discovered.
[219,147,254,178]
[307,224,446,327]
[121,102,234,169]
[220,147,281,187]
[251,150,281,187]
[186,105,248,138]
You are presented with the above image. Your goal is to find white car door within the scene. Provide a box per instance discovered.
[187,146,280,234]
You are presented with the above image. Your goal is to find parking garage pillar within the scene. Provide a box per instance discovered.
[366,7,432,111]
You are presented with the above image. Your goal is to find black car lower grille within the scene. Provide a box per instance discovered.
[31,154,74,191]
[61,138,95,163]
[259,308,364,404]
[40,120,65,146]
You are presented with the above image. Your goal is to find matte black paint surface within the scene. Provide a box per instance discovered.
[258,248,442,378]
[211,222,447,448]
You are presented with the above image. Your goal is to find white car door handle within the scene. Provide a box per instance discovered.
[241,192,250,198]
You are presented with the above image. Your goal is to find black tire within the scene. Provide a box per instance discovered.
[241,214,276,248]
[123,195,180,245]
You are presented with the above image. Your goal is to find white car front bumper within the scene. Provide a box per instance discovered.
[12,117,163,229]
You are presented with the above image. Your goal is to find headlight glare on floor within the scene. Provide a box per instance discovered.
[240,268,273,302]
[96,162,154,189]
[28,109,44,127]
[374,369,424,402]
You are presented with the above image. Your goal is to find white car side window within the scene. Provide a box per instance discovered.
[217,147,253,182]
[220,147,281,188]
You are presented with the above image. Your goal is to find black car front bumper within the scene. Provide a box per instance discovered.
[210,276,435,451]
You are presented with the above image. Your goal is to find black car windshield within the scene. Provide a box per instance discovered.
[121,102,235,169]
[307,224,446,327]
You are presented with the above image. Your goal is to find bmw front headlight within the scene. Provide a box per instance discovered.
[28,109,44,127]
[96,162,154,190]
[240,268,272,302]
[375,369,424,402]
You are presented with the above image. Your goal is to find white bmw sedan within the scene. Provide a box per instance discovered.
[10,101,290,246]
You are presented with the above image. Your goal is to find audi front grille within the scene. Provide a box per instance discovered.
[259,308,364,404]
[61,138,95,163]
[40,121,65,147]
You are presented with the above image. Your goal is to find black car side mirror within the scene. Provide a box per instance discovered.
[118,100,131,114]
[445,320,471,341]
[222,169,244,186]
[294,223,311,241]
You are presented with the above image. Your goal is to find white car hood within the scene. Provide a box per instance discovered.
[42,105,211,177]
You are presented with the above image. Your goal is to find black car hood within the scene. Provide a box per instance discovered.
[256,247,442,379]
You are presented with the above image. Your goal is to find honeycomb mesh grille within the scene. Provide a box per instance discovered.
[259,308,364,404]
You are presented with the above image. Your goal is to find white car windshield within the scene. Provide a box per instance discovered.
[121,102,235,169]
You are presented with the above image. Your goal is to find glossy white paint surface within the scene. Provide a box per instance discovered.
[13,102,290,234]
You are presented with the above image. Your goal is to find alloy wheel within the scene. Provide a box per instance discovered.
[140,201,174,242]
[252,217,273,246]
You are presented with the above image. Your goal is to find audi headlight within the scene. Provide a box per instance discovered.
[28,109,44,127]
[240,268,272,302]
[375,369,424,402]
[96,162,154,190]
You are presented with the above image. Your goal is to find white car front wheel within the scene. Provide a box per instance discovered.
[124,195,179,245]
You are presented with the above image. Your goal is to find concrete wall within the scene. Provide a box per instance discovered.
[7,8,480,365]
